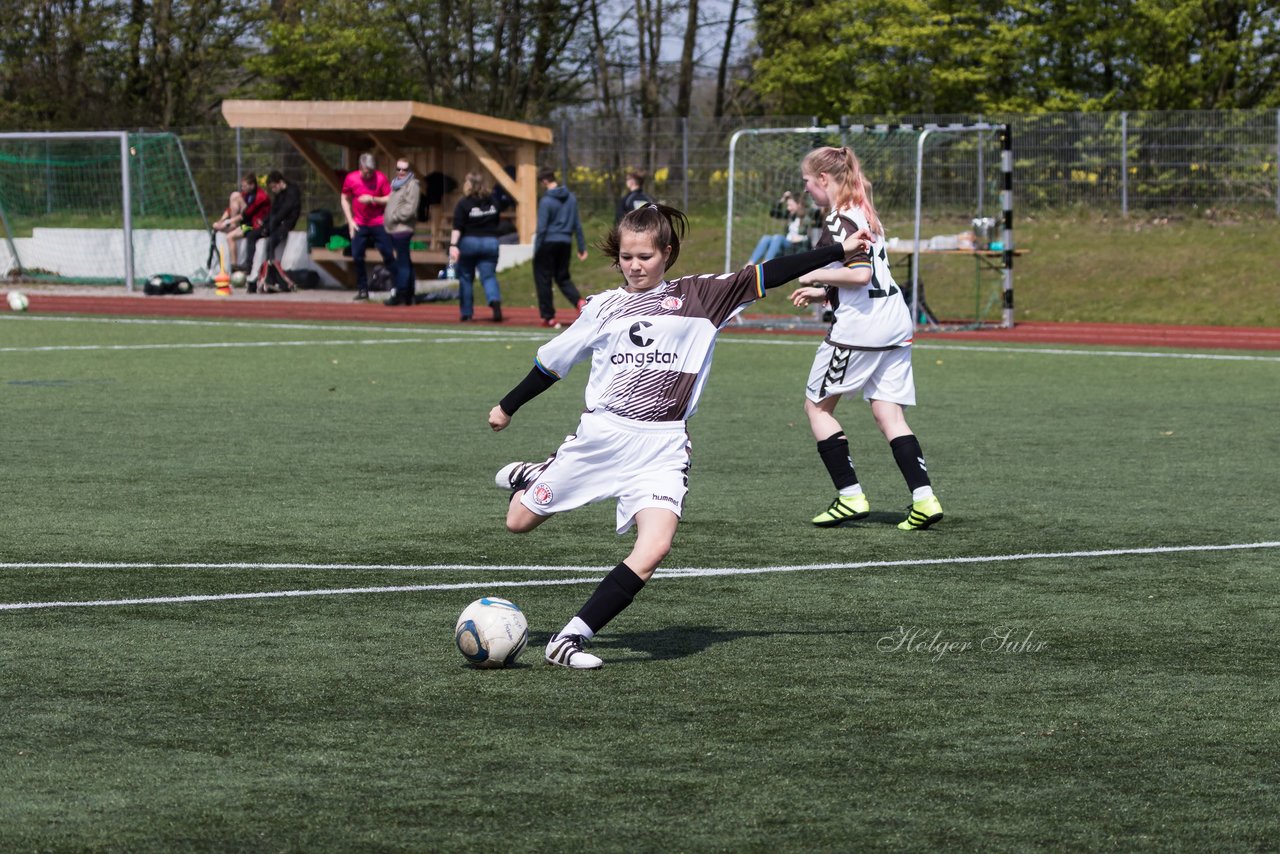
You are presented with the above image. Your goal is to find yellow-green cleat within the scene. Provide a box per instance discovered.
[898,496,944,530]
[812,493,870,527]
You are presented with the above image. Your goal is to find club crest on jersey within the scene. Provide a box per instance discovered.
[531,481,554,505]
[660,296,683,311]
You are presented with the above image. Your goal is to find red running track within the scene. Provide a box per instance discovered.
[9,290,1280,351]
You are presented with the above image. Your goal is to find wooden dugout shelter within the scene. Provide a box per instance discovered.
[220,99,553,277]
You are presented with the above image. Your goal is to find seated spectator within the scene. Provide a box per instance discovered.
[233,173,271,274]
[210,172,260,272]
[745,190,818,266]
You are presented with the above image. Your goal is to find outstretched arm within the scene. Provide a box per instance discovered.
[756,228,871,291]
[489,365,559,432]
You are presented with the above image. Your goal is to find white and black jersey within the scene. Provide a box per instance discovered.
[816,208,913,350]
[533,267,767,423]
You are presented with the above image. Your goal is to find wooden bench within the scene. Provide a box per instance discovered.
[309,246,449,288]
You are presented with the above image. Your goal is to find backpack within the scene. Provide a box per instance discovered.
[286,268,321,289]
[368,265,393,292]
[143,274,193,295]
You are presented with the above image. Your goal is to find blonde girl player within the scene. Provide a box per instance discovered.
[488,204,868,669]
[789,146,944,531]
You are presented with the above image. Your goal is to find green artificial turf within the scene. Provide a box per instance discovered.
[1,314,1277,851]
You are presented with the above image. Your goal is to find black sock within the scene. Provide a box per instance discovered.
[890,434,931,492]
[817,432,858,491]
[576,562,646,634]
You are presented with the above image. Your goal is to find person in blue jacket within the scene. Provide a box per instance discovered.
[532,167,589,329]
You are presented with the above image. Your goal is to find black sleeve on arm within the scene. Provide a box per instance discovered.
[499,365,559,416]
[759,243,844,290]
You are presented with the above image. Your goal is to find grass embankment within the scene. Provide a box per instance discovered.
[542,209,1279,327]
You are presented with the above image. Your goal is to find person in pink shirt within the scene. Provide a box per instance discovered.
[340,153,396,300]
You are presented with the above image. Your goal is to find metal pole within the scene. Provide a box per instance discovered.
[1121,111,1129,218]
[912,131,928,328]
[725,129,746,273]
[682,116,689,212]
[45,139,53,215]
[559,118,570,180]
[121,133,136,290]
[0,197,22,275]
[1000,125,1014,328]
[976,115,985,216]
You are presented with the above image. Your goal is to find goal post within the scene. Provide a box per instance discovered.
[0,131,209,292]
[725,122,1015,328]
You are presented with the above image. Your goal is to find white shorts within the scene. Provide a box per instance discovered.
[805,342,916,406]
[519,409,691,534]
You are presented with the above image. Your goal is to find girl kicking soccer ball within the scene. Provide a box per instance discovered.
[488,204,868,669]
[789,145,944,532]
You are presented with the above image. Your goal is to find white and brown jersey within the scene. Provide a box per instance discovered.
[533,268,766,423]
[816,208,913,350]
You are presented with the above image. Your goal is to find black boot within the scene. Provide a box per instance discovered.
[490,300,503,322]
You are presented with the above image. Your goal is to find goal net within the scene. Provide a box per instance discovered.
[0,131,209,288]
[725,123,1014,328]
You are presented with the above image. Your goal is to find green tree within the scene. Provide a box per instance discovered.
[247,0,595,121]
[748,0,1280,119]
[0,0,255,129]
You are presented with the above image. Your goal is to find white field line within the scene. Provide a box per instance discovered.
[719,338,1280,363]
[0,313,549,339]
[1,338,432,353]
[2,541,1276,612]
[3,314,1276,361]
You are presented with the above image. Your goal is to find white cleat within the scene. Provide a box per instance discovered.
[495,461,536,491]
[544,634,603,670]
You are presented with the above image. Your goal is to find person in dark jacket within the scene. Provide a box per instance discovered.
[256,170,302,293]
[614,170,654,224]
[449,171,505,322]
[532,167,588,328]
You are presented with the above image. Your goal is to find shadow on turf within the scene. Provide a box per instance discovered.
[567,625,891,664]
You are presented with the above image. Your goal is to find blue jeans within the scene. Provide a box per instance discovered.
[456,235,501,318]
[351,224,395,292]
[389,231,415,300]
[748,233,788,264]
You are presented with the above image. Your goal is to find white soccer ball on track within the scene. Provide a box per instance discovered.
[455,596,529,669]
[7,291,29,312]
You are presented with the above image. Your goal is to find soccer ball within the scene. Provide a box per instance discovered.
[7,291,29,312]
[230,271,248,288]
[454,597,529,669]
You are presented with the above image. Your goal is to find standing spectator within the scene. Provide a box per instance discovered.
[232,172,270,274]
[340,152,395,301]
[448,171,504,323]
[256,170,302,294]
[615,170,654,223]
[383,158,421,306]
[532,166,588,329]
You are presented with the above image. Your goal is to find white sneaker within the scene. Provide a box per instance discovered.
[495,461,537,491]
[544,633,603,670]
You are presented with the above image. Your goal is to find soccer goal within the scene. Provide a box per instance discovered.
[725,123,1015,328]
[0,131,209,291]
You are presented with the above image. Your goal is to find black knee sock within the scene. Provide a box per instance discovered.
[817,432,859,491]
[890,434,931,492]
[576,562,646,634]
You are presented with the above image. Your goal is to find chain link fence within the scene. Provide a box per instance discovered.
[167,109,1279,226]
